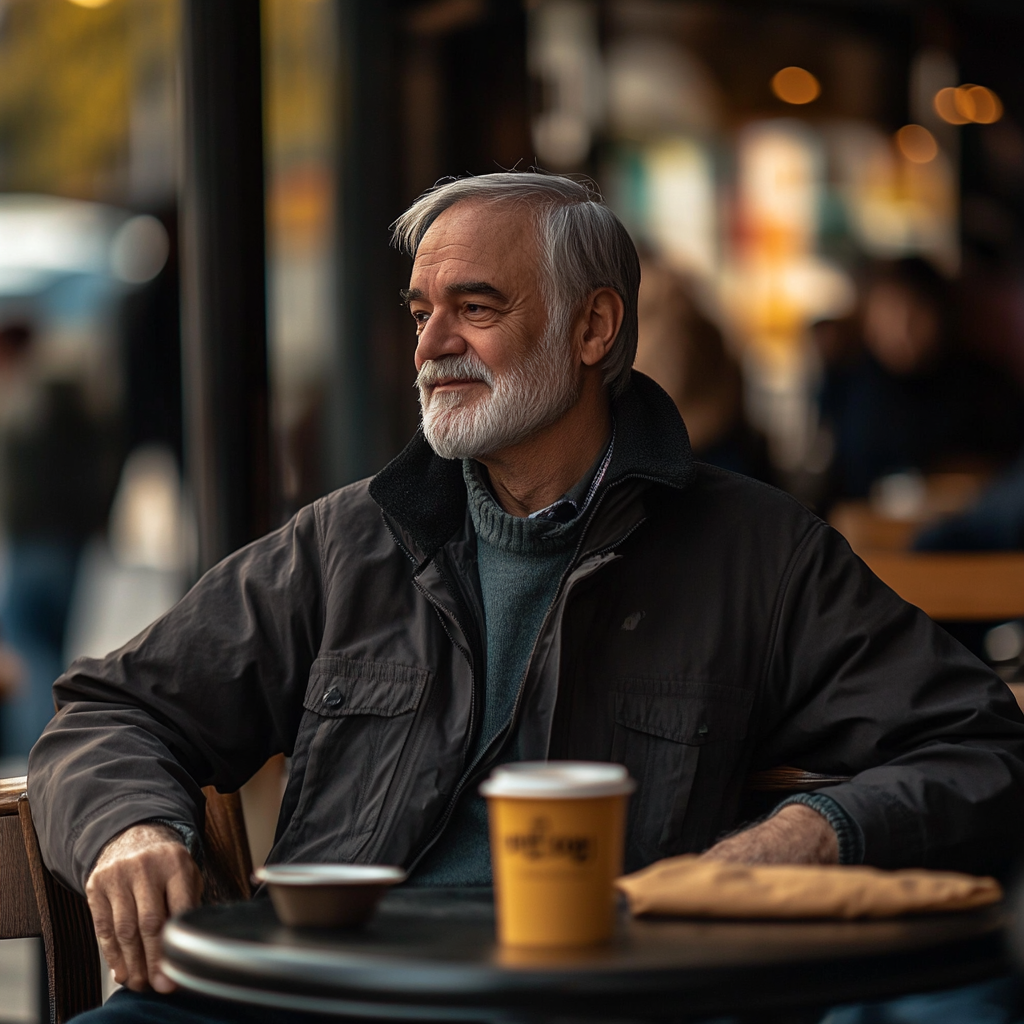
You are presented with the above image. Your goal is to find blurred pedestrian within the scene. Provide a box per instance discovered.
[0,320,119,756]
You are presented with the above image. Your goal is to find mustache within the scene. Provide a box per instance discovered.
[416,354,494,390]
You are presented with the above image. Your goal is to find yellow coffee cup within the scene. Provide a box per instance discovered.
[480,761,635,948]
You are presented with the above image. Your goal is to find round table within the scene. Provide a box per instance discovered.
[162,888,1010,1022]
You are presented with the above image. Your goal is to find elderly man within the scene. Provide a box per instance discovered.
[29,173,1024,1023]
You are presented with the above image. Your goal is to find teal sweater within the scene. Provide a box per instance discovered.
[408,460,597,885]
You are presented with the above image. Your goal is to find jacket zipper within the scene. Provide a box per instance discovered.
[381,511,490,862]
[382,514,481,758]
[404,475,653,872]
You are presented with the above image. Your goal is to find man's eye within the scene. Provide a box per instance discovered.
[412,311,430,324]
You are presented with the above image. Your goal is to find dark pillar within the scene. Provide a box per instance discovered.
[325,0,532,491]
[179,0,271,573]
[327,0,413,489]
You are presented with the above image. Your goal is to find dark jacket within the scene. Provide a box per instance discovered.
[28,374,1024,893]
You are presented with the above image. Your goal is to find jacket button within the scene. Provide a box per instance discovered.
[697,723,709,737]
[322,687,344,709]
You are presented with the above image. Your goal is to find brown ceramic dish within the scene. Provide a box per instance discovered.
[254,864,407,928]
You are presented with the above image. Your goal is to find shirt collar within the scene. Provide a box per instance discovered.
[527,425,616,523]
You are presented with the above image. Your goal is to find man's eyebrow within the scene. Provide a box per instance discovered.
[400,282,508,306]
[445,281,508,302]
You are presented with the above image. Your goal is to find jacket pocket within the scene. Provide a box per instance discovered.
[610,679,752,869]
[286,657,432,860]
[303,656,430,717]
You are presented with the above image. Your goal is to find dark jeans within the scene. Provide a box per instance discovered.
[0,539,81,756]
[72,987,346,1023]
[73,976,1023,1023]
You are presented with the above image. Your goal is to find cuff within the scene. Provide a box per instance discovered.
[775,792,865,865]
[146,819,203,864]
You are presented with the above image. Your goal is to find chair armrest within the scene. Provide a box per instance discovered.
[746,767,852,792]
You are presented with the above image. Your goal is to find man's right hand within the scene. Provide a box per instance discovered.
[85,823,202,993]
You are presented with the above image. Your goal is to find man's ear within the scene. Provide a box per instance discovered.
[579,288,625,367]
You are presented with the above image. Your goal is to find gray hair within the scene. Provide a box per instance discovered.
[391,172,640,397]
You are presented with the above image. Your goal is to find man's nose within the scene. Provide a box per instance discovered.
[414,308,467,368]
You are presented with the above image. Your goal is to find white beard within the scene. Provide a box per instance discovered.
[417,322,582,460]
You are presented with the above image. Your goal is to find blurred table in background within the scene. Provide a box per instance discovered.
[858,552,1024,622]
[827,471,1023,619]
[829,472,989,556]
[830,471,1024,714]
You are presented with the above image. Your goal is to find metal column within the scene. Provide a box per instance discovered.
[179,0,271,574]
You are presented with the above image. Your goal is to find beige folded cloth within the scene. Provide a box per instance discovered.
[615,856,1002,920]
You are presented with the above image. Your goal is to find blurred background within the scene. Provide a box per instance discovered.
[0,0,1023,1016]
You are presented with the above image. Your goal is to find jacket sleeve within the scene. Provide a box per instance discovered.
[27,501,325,894]
[758,521,1024,874]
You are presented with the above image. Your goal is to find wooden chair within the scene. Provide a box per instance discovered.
[739,766,852,822]
[746,768,851,792]
[0,776,252,1023]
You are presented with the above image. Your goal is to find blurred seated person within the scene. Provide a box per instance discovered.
[816,257,1024,504]
[635,260,772,482]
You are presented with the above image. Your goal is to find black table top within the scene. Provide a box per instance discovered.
[162,888,1011,1022]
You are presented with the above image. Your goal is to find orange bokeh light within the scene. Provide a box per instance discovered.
[934,88,969,125]
[771,67,821,106]
[962,85,1003,124]
[934,84,1003,125]
[895,124,938,164]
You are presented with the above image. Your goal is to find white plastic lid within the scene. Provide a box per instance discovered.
[478,761,635,799]
[254,864,406,887]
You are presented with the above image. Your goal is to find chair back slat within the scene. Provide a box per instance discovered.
[0,813,41,939]
[201,788,253,904]
[19,798,102,1024]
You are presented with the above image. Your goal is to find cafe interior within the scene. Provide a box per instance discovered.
[0,0,1023,1021]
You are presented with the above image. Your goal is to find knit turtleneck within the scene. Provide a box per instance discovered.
[465,471,582,555]
[409,451,607,887]
[463,462,582,747]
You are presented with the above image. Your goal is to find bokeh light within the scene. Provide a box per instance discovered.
[934,84,1003,125]
[65,0,113,7]
[110,215,170,284]
[895,124,938,164]
[771,67,820,105]
[933,87,970,125]
[960,84,1003,124]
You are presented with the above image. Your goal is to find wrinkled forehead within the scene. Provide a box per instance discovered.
[411,199,544,282]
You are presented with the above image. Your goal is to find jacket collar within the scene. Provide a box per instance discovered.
[369,370,695,561]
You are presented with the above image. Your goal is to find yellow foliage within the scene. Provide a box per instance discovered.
[0,0,175,200]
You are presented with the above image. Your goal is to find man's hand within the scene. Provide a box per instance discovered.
[700,804,839,865]
[85,823,202,993]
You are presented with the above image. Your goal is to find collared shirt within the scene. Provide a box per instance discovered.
[527,426,615,523]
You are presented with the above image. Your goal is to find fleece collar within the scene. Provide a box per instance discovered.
[369,371,695,561]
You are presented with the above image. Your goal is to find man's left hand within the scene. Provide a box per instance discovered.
[700,804,839,865]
